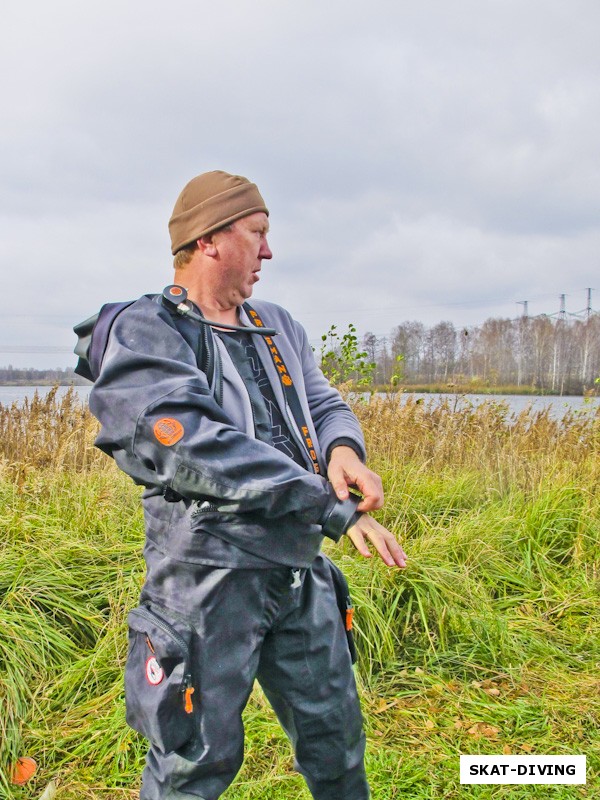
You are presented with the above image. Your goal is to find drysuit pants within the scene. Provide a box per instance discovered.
[127,545,369,800]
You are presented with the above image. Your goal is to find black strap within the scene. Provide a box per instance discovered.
[244,303,321,475]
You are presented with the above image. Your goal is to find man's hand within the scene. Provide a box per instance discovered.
[327,445,384,512]
[328,445,406,568]
[347,515,407,569]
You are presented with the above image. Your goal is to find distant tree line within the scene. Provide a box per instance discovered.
[362,315,600,394]
[4,314,600,395]
[0,366,88,385]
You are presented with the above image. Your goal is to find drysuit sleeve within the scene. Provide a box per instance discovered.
[89,301,359,541]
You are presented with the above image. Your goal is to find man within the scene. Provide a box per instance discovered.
[87,171,406,800]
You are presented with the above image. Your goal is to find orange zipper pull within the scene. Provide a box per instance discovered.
[184,685,195,714]
[345,606,354,631]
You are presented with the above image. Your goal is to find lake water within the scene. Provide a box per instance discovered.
[0,385,93,406]
[387,392,599,417]
[0,385,597,419]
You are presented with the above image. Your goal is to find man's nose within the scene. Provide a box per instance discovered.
[260,237,273,260]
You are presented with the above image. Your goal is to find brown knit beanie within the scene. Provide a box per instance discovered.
[168,170,269,254]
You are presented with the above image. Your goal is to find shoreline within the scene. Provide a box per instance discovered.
[0,381,597,398]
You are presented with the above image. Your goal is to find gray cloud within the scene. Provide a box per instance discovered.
[1,0,598,367]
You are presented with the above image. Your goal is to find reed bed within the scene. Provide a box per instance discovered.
[0,391,598,798]
[0,387,105,476]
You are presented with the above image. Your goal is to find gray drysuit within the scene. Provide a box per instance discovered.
[89,294,370,799]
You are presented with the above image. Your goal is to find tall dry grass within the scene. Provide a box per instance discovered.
[355,393,599,477]
[0,389,598,798]
[0,387,104,476]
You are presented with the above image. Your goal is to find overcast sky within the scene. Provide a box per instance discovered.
[1,0,599,370]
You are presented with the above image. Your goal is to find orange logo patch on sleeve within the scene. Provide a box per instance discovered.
[153,418,184,446]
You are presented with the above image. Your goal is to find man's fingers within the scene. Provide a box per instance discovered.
[353,472,384,511]
[327,447,384,508]
[365,518,407,567]
[346,525,372,558]
[368,528,404,568]
[356,493,381,513]
[347,516,407,568]
[328,465,350,501]
[378,533,407,568]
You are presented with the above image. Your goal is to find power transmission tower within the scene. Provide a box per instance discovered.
[559,294,567,320]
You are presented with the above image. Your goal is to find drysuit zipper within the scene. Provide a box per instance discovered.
[134,606,194,712]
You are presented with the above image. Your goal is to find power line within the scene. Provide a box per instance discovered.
[3,290,597,353]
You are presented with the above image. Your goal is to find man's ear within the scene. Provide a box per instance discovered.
[197,234,218,258]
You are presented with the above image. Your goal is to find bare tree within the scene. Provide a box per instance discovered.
[368,312,599,393]
[391,321,426,381]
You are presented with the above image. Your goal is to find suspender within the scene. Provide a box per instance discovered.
[244,303,321,475]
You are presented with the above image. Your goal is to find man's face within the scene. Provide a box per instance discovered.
[212,212,272,305]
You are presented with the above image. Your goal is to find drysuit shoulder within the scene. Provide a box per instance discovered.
[73,301,135,382]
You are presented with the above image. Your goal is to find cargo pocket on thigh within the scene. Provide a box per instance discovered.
[125,605,196,754]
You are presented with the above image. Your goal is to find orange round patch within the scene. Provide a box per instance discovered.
[10,757,37,786]
[153,417,184,446]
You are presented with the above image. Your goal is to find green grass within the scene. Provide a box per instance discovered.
[0,396,598,798]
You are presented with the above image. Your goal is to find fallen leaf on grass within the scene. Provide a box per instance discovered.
[472,679,502,696]
[467,722,500,739]
[374,698,400,714]
[38,781,58,800]
[427,683,445,696]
